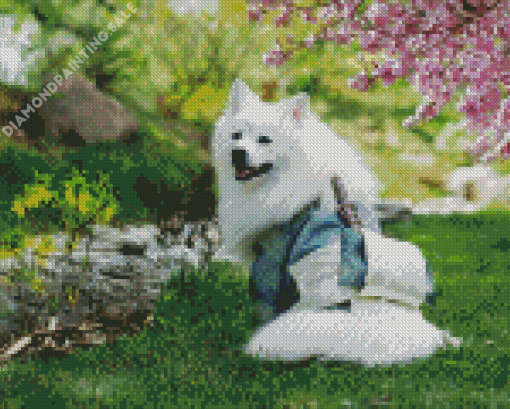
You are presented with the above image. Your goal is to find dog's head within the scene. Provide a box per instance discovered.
[212,80,311,183]
[229,132,274,181]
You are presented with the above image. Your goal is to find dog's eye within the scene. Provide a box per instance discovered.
[232,132,242,140]
[258,135,272,144]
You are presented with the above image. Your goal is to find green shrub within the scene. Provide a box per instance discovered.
[12,168,119,243]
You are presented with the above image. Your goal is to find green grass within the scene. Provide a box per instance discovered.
[1,212,509,408]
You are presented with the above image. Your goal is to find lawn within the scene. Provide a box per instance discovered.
[1,212,509,408]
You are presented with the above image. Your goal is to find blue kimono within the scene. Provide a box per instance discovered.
[250,196,368,323]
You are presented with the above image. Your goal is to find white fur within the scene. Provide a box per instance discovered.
[245,229,461,366]
[288,230,434,310]
[212,80,461,365]
[244,300,454,367]
[212,79,381,265]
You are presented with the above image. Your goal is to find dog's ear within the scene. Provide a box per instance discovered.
[227,79,259,115]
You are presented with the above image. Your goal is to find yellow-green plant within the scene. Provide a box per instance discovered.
[60,168,118,240]
[12,168,119,246]
[5,169,119,314]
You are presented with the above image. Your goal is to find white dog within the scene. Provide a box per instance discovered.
[212,79,461,366]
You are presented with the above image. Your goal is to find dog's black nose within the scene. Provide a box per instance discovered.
[232,149,248,166]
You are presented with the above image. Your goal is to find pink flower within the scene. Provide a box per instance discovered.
[257,0,510,162]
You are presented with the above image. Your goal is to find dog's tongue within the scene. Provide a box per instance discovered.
[238,169,252,178]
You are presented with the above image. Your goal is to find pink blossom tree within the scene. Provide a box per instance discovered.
[249,0,510,163]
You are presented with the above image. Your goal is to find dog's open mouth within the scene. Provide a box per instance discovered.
[234,163,273,181]
[232,149,273,181]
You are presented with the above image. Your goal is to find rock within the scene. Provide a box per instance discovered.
[0,220,219,343]
[376,166,510,217]
[446,165,510,203]
[376,199,413,224]
[39,73,140,144]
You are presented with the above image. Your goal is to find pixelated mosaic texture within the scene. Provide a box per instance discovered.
[0,0,509,407]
